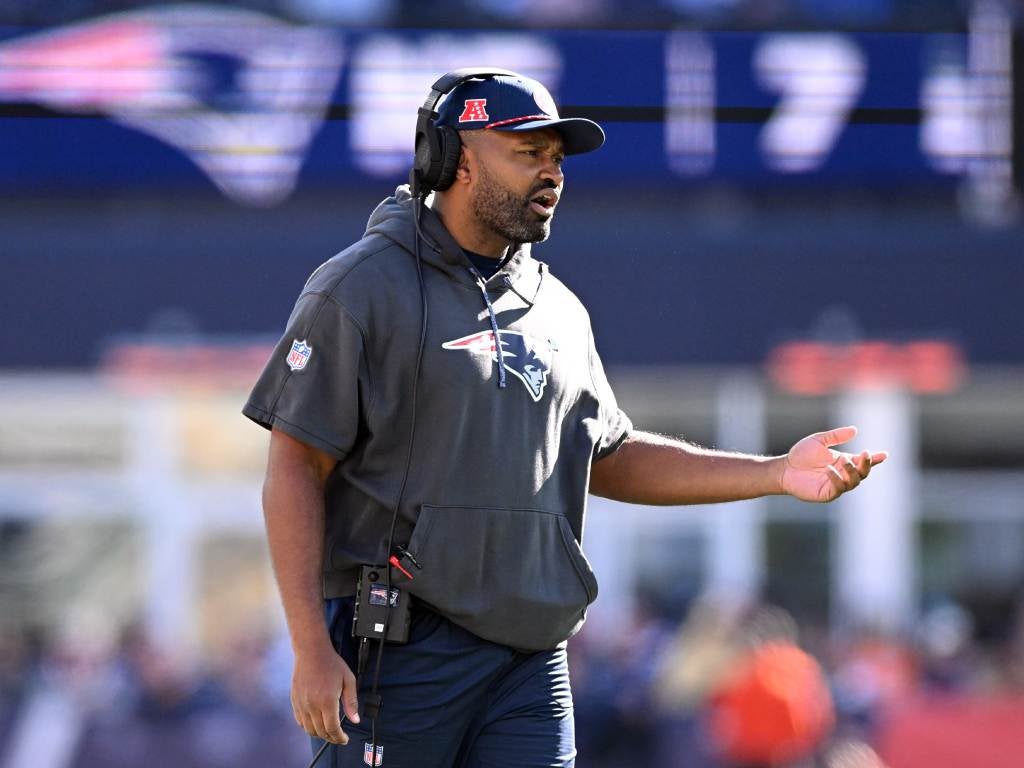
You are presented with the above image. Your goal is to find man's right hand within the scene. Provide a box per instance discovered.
[291,639,360,744]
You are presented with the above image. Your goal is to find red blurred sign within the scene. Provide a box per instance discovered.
[879,695,1024,768]
[100,341,272,393]
[767,340,965,395]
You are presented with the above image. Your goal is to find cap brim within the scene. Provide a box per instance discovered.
[490,117,605,155]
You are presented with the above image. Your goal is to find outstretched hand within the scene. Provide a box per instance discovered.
[780,426,888,503]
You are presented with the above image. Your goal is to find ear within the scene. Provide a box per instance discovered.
[454,144,474,185]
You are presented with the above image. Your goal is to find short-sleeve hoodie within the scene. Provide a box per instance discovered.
[244,185,631,650]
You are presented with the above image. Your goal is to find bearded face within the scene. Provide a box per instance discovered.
[470,157,554,244]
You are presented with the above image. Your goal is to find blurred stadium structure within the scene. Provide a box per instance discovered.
[2,1,1024,767]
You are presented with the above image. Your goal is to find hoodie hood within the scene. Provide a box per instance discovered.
[365,185,541,293]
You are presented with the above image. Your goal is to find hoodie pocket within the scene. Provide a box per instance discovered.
[391,504,598,651]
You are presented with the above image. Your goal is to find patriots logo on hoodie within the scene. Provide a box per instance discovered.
[442,330,554,402]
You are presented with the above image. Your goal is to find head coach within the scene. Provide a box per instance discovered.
[243,69,887,768]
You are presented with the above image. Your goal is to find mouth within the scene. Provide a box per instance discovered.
[528,190,558,218]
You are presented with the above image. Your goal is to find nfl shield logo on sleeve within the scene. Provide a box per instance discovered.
[286,339,312,371]
[363,742,383,766]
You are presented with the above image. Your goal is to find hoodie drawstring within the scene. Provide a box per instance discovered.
[501,274,536,308]
[468,268,507,389]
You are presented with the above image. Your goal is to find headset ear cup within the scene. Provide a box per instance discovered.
[432,126,462,192]
[411,125,432,195]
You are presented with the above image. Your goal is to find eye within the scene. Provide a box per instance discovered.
[521,149,540,157]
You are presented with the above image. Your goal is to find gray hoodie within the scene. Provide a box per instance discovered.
[244,185,631,651]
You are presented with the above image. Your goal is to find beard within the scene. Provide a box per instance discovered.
[470,161,553,244]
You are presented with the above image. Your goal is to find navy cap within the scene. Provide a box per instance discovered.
[435,74,605,156]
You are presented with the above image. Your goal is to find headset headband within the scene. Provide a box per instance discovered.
[410,68,521,198]
[420,67,520,113]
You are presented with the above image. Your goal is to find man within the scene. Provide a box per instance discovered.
[243,72,886,768]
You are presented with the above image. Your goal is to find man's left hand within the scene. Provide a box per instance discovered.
[779,426,888,503]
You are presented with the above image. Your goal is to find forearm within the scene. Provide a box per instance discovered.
[589,430,785,505]
[263,439,334,655]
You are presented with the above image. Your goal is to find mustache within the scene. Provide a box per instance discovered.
[523,182,557,202]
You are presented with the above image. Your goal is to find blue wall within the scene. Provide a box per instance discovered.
[4,189,1020,368]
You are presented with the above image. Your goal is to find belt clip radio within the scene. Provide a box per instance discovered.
[352,564,411,644]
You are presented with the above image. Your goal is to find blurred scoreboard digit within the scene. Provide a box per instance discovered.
[0,6,1017,202]
[334,21,1018,192]
[673,31,955,181]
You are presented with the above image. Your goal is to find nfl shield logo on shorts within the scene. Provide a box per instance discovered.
[286,339,312,371]
[363,742,383,766]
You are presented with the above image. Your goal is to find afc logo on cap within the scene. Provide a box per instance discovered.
[458,98,489,122]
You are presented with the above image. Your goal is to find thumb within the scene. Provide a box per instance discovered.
[813,425,857,448]
[341,669,360,725]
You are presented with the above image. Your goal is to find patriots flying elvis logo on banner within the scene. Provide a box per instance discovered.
[0,5,343,207]
[442,330,554,401]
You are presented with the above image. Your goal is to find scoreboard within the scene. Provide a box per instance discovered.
[0,4,1017,206]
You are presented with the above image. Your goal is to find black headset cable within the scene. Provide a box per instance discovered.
[304,195,429,768]
[367,193,431,765]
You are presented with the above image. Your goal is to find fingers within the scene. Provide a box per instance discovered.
[853,450,871,478]
[294,700,348,745]
[814,425,858,448]
[844,457,863,489]
[320,694,347,745]
[823,464,847,500]
[340,665,361,726]
[831,450,878,493]
[292,683,351,745]
[830,455,862,491]
[291,648,363,746]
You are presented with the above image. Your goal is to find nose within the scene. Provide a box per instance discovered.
[540,155,563,188]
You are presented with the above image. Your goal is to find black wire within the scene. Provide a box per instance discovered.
[380,194,429,604]
[306,740,329,768]
[304,196,430,768]
[364,193,431,765]
[307,711,361,768]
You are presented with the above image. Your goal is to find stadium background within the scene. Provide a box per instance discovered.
[1,1,1023,766]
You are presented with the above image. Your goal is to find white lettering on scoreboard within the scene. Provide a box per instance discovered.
[348,34,563,177]
[665,31,716,176]
[754,34,866,173]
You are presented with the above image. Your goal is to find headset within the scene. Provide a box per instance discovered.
[409,67,519,197]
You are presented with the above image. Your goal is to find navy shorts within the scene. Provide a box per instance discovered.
[313,597,576,768]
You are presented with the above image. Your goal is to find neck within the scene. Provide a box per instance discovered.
[432,192,509,258]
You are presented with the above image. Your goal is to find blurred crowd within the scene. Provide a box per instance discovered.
[0,0,978,30]
[570,592,1024,767]
[1,591,1022,768]
[0,624,306,768]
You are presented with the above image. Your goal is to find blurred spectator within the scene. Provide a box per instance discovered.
[572,590,676,767]
[0,632,33,755]
[830,626,918,736]
[707,640,835,767]
[1,585,1024,766]
[916,600,977,692]
[1005,595,1024,691]
[823,739,889,768]
[650,599,804,765]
